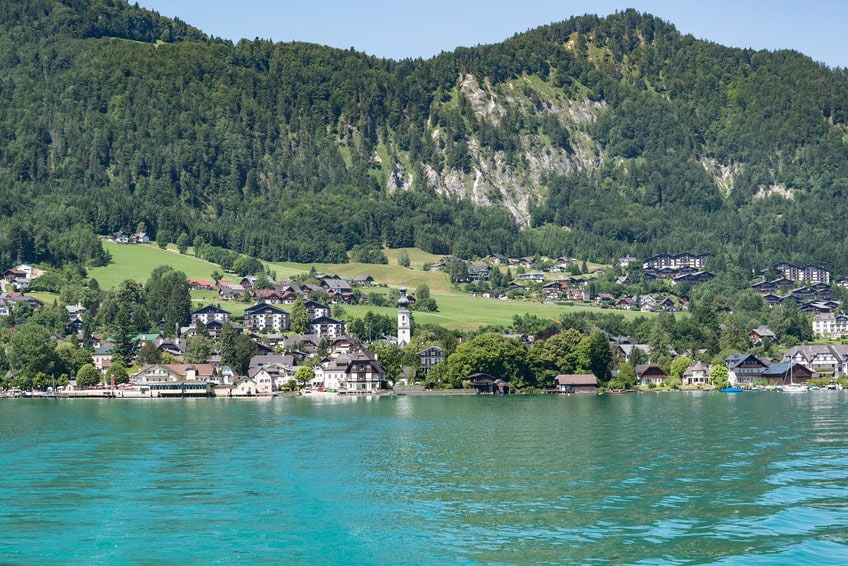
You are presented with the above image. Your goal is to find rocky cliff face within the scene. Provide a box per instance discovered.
[387,73,606,226]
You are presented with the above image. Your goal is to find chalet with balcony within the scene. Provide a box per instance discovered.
[635,364,666,386]
[191,305,231,326]
[252,289,284,303]
[218,282,246,300]
[813,313,848,338]
[244,303,290,332]
[419,345,444,375]
[310,351,385,392]
[310,316,345,338]
[726,354,770,386]
[781,345,848,376]
[321,278,354,302]
[682,362,711,386]
[748,326,776,346]
[188,279,216,291]
[773,262,831,285]
[466,265,491,282]
[304,300,331,320]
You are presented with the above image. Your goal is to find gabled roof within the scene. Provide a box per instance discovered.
[254,289,283,298]
[311,315,343,325]
[419,345,444,354]
[635,364,666,376]
[761,362,812,380]
[284,334,320,349]
[749,326,776,338]
[783,344,848,362]
[324,279,352,290]
[248,366,276,379]
[191,305,231,315]
[725,353,769,370]
[346,351,386,375]
[134,363,216,379]
[154,338,186,354]
[467,265,490,273]
[244,303,289,316]
[467,372,498,383]
[205,320,243,331]
[683,362,710,376]
[249,354,298,370]
[555,374,597,386]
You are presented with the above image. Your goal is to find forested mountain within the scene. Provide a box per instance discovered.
[2,0,848,279]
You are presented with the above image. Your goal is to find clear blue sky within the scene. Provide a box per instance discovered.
[139,1,847,69]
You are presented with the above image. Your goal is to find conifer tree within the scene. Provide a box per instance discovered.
[291,297,310,334]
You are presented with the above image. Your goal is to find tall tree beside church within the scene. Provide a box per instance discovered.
[291,297,310,334]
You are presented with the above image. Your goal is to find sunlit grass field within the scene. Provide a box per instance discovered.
[83,241,651,330]
[89,241,223,289]
[343,291,649,331]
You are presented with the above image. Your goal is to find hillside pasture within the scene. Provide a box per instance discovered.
[89,241,222,288]
[83,242,653,330]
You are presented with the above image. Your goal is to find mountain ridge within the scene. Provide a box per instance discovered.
[1,1,847,279]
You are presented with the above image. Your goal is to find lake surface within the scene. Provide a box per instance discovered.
[2,392,847,564]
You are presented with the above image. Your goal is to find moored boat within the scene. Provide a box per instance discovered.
[781,364,807,392]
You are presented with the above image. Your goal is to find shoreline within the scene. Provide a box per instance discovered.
[5,385,839,400]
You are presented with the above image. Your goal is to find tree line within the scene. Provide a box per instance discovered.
[2,2,848,280]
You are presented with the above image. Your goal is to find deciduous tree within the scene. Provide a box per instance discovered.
[9,323,61,378]
[76,364,100,388]
[295,366,314,388]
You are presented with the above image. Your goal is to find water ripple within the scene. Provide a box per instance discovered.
[2,393,848,564]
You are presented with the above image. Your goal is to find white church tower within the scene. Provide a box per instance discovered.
[397,285,411,347]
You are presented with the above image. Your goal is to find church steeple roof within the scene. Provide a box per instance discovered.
[397,285,410,309]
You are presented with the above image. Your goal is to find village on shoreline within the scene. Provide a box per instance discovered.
[3,243,848,401]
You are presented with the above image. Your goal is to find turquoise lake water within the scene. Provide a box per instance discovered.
[1,392,847,564]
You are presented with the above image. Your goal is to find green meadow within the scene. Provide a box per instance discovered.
[341,295,643,332]
[83,241,649,330]
[89,241,223,288]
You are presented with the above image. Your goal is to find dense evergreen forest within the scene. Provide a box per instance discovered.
[2,0,848,277]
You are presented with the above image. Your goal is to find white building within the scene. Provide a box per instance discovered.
[813,313,848,338]
[311,352,386,392]
[397,285,411,347]
[244,303,290,332]
[191,305,231,326]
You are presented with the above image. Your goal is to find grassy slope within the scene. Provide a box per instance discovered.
[89,241,223,288]
[343,295,646,332]
[85,242,651,329]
